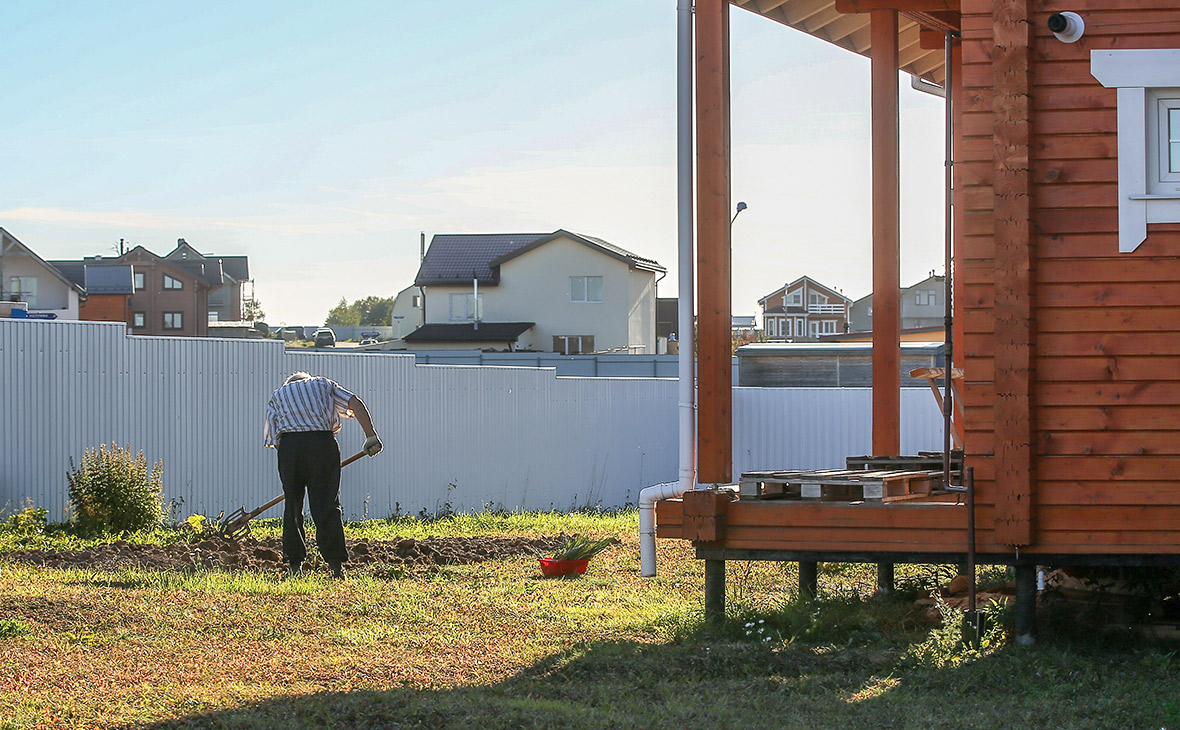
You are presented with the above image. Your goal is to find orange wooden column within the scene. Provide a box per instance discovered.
[992,0,1035,546]
[871,9,901,457]
[696,0,732,484]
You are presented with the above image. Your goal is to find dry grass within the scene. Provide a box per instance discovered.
[1,511,1178,730]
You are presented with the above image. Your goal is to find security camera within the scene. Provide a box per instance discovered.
[1048,12,1084,43]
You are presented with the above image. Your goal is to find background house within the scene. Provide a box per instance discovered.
[0,228,85,319]
[848,273,945,333]
[51,239,254,337]
[758,276,851,340]
[50,260,135,326]
[164,239,252,323]
[411,230,664,353]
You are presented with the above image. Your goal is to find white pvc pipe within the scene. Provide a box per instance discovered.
[641,0,696,578]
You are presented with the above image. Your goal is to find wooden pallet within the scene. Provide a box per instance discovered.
[739,468,947,502]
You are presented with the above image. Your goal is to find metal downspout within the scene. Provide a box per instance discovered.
[640,0,695,578]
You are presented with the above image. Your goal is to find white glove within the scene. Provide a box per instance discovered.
[363,434,383,457]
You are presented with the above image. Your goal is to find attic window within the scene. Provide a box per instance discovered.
[1091,49,1180,251]
[163,274,183,290]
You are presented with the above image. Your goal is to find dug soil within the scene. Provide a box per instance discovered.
[2,535,564,577]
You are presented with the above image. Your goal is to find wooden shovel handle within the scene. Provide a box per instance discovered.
[340,450,366,468]
[241,450,368,520]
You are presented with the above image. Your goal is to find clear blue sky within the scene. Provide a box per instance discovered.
[1,1,945,325]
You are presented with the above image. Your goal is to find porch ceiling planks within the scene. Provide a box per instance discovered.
[731,0,953,84]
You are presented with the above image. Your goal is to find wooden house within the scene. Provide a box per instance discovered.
[759,275,852,339]
[656,0,1180,642]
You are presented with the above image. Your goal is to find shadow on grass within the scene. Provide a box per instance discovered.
[117,611,1180,730]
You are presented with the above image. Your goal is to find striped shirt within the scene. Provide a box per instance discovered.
[263,376,356,447]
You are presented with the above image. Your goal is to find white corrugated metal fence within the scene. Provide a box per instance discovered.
[1,321,945,520]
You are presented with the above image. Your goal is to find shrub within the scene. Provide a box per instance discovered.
[67,443,163,535]
[3,502,49,537]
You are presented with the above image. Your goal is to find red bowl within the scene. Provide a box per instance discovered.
[539,558,590,577]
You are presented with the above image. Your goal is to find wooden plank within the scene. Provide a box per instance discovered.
[872,8,901,457]
[1036,259,1180,284]
[1036,481,1180,506]
[1032,159,1119,185]
[1036,356,1180,382]
[724,525,977,545]
[726,501,966,528]
[1037,382,1180,407]
[696,0,732,484]
[1038,307,1180,333]
[1035,530,1180,547]
[972,332,1180,357]
[1037,506,1180,532]
[1037,283,1180,308]
[1037,233,1178,259]
[1038,405,1180,432]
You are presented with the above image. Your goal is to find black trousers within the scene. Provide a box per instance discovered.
[276,431,348,567]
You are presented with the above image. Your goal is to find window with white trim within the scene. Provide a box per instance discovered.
[822,320,837,334]
[570,276,603,303]
[163,312,183,330]
[809,292,828,306]
[809,320,821,337]
[449,293,483,321]
[786,291,802,306]
[1091,50,1180,251]
[1148,90,1180,195]
[163,274,183,290]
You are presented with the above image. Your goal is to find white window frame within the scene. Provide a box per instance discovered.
[1091,50,1180,251]
[8,276,37,307]
[163,274,183,290]
[809,292,827,306]
[570,276,603,303]
[822,320,837,334]
[786,291,802,306]
[809,320,821,337]
[448,293,483,321]
[554,334,594,355]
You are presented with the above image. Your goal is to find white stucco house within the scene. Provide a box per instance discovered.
[407,230,665,353]
[0,228,84,320]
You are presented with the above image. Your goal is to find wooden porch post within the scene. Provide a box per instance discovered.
[871,9,901,458]
[696,0,732,485]
[992,0,1035,547]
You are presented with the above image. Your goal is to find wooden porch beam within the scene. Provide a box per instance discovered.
[836,0,959,14]
[871,8,901,458]
[696,0,733,484]
[992,0,1036,547]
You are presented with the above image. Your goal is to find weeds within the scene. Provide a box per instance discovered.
[67,443,163,536]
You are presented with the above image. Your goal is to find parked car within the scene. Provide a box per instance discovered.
[359,338,379,346]
[313,328,336,347]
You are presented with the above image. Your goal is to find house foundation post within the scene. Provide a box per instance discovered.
[799,561,818,598]
[876,561,895,594]
[1014,563,1037,645]
[705,559,726,620]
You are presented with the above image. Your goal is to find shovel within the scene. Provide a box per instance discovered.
[218,450,367,539]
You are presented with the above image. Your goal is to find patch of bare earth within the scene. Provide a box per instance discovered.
[2,535,562,576]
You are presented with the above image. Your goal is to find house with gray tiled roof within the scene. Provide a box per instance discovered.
[411,230,665,353]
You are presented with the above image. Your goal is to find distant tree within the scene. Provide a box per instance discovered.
[325,298,361,327]
[242,297,265,322]
[325,295,394,327]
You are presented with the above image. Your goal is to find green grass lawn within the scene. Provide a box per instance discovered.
[1,510,1178,730]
